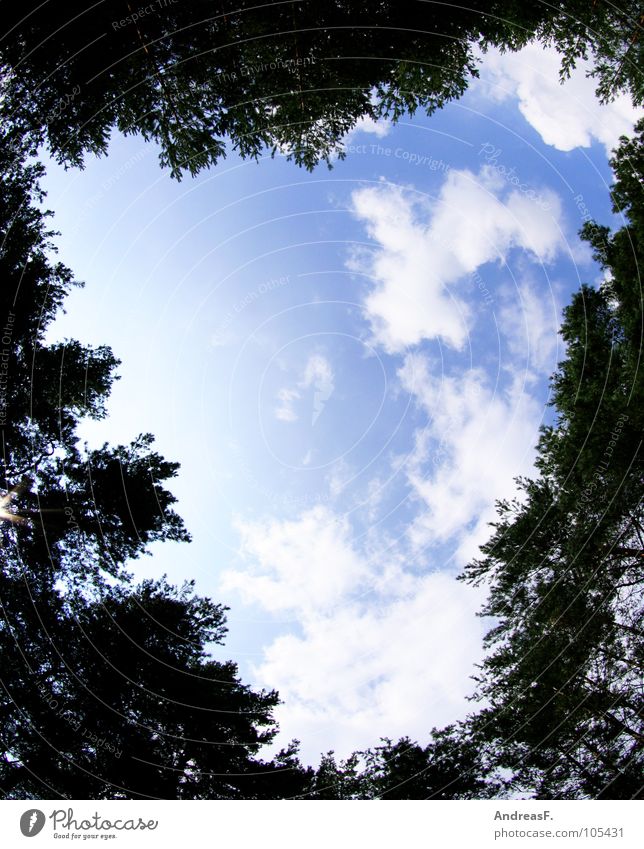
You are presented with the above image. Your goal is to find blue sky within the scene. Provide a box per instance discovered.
[41,44,641,763]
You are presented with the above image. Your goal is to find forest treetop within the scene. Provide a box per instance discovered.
[1,1,642,178]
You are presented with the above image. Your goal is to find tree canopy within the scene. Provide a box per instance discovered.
[305,726,500,799]
[1,3,642,802]
[460,120,644,800]
[0,1,641,178]
[0,132,310,799]
[0,133,188,584]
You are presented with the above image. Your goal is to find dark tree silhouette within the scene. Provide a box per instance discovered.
[305,725,499,799]
[0,1,641,178]
[2,4,642,802]
[1,573,312,798]
[0,133,187,583]
[359,728,500,799]
[460,121,644,800]
[0,132,310,799]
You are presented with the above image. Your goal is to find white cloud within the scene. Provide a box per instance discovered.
[349,169,566,353]
[478,44,642,154]
[398,353,541,565]
[223,350,547,759]
[498,279,562,377]
[350,114,392,138]
[325,457,353,499]
[275,354,335,425]
[301,448,313,466]
[221,506,486,761]
[222,506,367,615]
[257,571,486,761]
[302,354,335,425]
[275,387,300,422]
[224,335,552,761]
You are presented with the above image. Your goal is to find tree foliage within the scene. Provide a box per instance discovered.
[2,4,643,801]
[0,134,310,799]
[304,724,500,799]
[0,133,188,584]
[2,575,285,798]
[0,1,641,179]
[460,120,644,800]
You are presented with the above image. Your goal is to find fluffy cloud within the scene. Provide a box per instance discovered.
[350,114,392,138]
[303,354,335,426]
[224,351,545,759]
[275,354,335,425]
[349,169,565,353]
[224,319,553,761]
[221,506,486,761]
[227,168,564,757]
[398,353,542,565]
[478,44,642,154]
[222,506,367,615]
[275,387,300,422]
[257,571,486,761]
[498,279,562,377]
